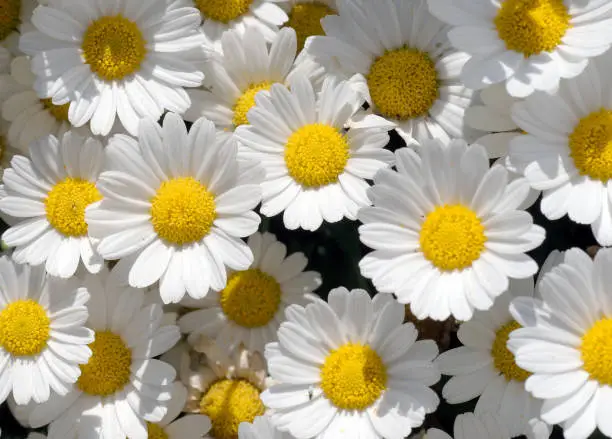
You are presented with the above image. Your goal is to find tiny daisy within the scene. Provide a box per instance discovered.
[280,0,337,51]
[86,113,263,303]
[239,415,294,439]
[263,288,441,439]
[307,0,472,144]
[0,0,38,73]
[424,412,510,439]
[0,256,94,405]
[235,74,394,231]
[0,132,105,278]
[428,0,612,98]
[29,267,181,439]
[359,140,545,321]
[19,0,207,136]
[179,231,322,354]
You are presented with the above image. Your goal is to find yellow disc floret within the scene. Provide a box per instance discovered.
[82,15,147,81]
[569,109,612,182]
[147,423,169,439]
[40,98,70,122]
[233,81,273,127]
[194,0,253,23]
[150,177,217,246]
[581,318,612,386]
[420,204,487,271]
[491,320,531,382]
[284,123,349,188]
[286,2,335,50]
[320,343,387,410]
[45,177,102,237]
[77,331,132,396]
[367,47,439,121]
[200,378,265,439]
[0,299,50,356]
[0,0,21,42]
[494,0,571,57]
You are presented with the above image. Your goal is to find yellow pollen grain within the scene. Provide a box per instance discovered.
[0,0,21,42]
[77,331,132,396]
[146,423,169,439]
[82,15,147,81]
[194,0,253,23]
[320,343,387,411]
[569,108,612,182]
[419,204,487,271]
[581,318,612,386]
[233,81,273,127]
[220,269,282,328]
[286,2,336,50]
[150,177,217,246]
[492,320,531,382]
[494,0,571,58]
[367,47,439,121]
[284,123,349,188]
[45,177,102,237]
[200,378,265,439]
[40,98,70,122]
[0,299,50,357]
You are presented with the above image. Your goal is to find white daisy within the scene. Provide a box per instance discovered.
[306,0,472,145]
[19,0,207,137]
[179,231,321,354]
[358,140,545,321]
[239,415,294,439]
[262,287,441,439]
[0,0,38,73]
[29,266,181,439]
[85,113,263,303]
[279,0,337,51]
[0,132,105,278]
[428,0,612,98]
[424,413,510,439]
[235,74,394,231]
[0,256,94,405]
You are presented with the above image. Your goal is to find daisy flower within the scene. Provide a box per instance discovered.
[424,413,510,439]
[239,415,294,439]
[307,0,472,144]
[0,132,105,278]
[0,0,38,73]
[179,231,322,354]
[0,256,94,405]
[428,0,612,98]
[280,0,337,51]
[29,267,181,439]
[359,140,545,321]
[86,113,263,303]
[235,74,394,231]
[507,54,612,246]
[262,288,441,439]
[19,0,207,137]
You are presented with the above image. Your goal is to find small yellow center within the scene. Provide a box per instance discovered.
[491,320,531,382]
[220,269,282,328]
[0,299,50,356]
[320,343,387,411]
[194,0,253,23]
[82,15,147,81]
[284,123,349,188]
[233,81,273,127]
[200,379,265,439]
[580,318,612,386]
[419,204,487,271]
[569,109,612,182]
[286,2,336,50]
[40,98,70,122]
[494,0,571,57]
[0,0,20,42]
[367,47,439,121]
[45,177,103,237]
[150,177,216,246]
[147,423,169,439]
[77,331,132,396]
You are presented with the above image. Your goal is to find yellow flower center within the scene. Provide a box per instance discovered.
[233,81,274,127]
[0,299,50,356]
[367,47,439,121]
[77,331,132,396]
[568,109,612,182]
[220,269,282,328]
[150,177,217,246]
[0,0,20,42]
[580,318,612,386]
[82,15,147,81]
[494,0,571,57]
[491,320,531,382]
[200,378,265,439]
[284,123,349,188]
[194,0,253,23]
[320,343,387,411]
[45,177,103,237]
[147,423,169,439]
[419,204,487,271]
[40,98,70,122]
[286,2,335,50]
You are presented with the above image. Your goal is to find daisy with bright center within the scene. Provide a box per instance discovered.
[569,109,612,182]
[147,423,169,439]
[194,0,252,23]
[40,98,70,122]
[286,2,335,49]
[0,299,50,356]
[233,82,273,127]
[492,320,531,382]
[0,0,20,41]
[580,318,612,386]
